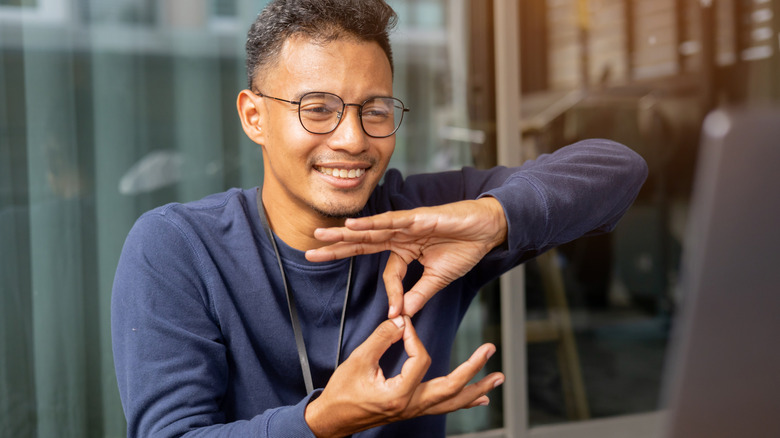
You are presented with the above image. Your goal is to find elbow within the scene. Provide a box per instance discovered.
[625,145,649,189]
[599,139,649,189]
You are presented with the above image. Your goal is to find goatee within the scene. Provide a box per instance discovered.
[310,202,363,220]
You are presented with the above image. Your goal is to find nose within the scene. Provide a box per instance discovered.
[327,104,369,154]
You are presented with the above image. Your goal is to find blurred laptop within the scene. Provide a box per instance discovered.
[660,106,780,438]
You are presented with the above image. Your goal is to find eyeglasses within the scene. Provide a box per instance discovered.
[255,91,410,138]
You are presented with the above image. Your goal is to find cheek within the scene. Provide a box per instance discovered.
[264,108,305,140]
[375,139,396,165]
[265,120,313,164]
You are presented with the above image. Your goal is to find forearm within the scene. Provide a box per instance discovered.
[114,297,319,438]
[175,400,317,438]
[113,292,319,438]
[484,138,648,251]
[113,214,319,438]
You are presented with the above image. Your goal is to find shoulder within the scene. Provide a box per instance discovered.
[123,188,257,263]
[114,188,259,313]
[136,187,253,233]
[145,187,251,222]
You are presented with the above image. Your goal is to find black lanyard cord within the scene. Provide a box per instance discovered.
[256,189,353,394]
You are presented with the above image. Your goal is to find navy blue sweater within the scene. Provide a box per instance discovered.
[112,139,647,437]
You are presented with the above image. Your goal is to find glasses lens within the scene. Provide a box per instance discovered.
[298,93,343,134]
[361,97,405,138]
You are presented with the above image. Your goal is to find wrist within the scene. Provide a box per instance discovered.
[478,196,508,249]
[304,395,339,438]
[304,396,326,438]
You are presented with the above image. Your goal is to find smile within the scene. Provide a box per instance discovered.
[316,167,366,179]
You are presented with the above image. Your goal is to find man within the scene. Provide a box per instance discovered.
[111,0,648,437]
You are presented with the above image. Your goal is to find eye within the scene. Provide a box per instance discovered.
[301,104,333,114]
[300,94,342,121]
[361,100,393,121]
[300,103,338,122]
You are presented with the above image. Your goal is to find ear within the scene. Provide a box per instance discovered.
[236,89,266,145]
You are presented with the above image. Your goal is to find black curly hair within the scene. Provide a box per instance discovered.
[245,0,398,89]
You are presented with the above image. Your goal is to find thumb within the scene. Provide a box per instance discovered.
[352,317,406,364]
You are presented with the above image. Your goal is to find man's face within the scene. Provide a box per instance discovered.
[254,36,396,219]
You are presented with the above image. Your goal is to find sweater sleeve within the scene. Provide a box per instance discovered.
[482,138,648,252]
[381,138,647,253]
[370,138,647,294]
[111,213,317,438]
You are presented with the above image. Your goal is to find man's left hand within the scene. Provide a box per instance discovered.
[305,197,508,318]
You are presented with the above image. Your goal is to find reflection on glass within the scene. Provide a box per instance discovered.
[2,0,777,436]
[520,0,779,429]
[390,1,503,433]
[0,0,499,436]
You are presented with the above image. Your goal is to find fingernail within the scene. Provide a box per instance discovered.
[486,345,496,360]
[388,305,397,317]
[479,398,490,406]
[391,316,405,328]
[493,378,505,388]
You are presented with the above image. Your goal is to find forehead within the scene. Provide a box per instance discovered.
[261,35,393,99]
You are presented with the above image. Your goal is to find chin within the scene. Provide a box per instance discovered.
[309,202,364,219]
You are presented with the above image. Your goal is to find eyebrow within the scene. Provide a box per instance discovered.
[291,89,316,101]
[295,90,397,102]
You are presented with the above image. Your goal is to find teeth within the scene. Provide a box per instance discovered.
[318,167,365,179]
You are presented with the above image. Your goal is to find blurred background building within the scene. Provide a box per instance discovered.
[1,0,778,436]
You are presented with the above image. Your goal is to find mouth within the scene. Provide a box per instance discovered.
[316,166,367,179]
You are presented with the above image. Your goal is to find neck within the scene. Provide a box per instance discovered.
[260,191,345,252]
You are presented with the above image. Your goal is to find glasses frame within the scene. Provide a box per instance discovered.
[254,91,410,138]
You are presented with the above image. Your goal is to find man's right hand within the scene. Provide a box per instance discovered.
[304,316,504,438]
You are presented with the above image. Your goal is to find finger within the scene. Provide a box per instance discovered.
[386,317,431,392]
[402,272,451,317]
[430,372,504,414]
[417,371,504,416]
[305,240,393,262]
[313,227,397,244]
[467,395,491,409]
[408,343,501,413]
[448,343,497,382]
[350,317,406,364]
[383,253,407,318]
[344,211,416,231]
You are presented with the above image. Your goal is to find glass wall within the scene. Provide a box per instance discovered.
[0,2,262,435]
[0,0,498,436]
[518,0,780,429]
[7,0,776,436]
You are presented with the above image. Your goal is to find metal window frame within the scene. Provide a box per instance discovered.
[451,1,667,437]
